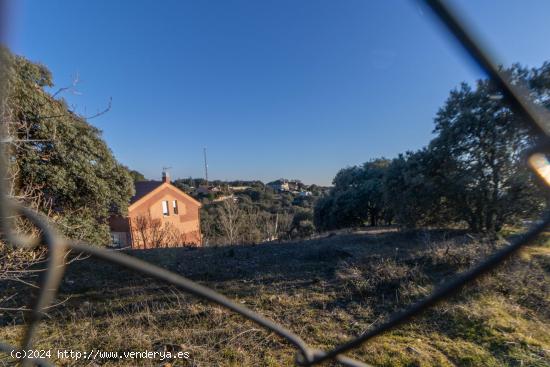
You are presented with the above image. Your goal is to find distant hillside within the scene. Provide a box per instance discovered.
[173,179,329,246]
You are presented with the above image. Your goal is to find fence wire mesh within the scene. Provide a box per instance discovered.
[1,1,550,366]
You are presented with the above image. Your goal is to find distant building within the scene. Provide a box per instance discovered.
[267,179,290,191]
[267,179,302,192]
[109,171,202,248]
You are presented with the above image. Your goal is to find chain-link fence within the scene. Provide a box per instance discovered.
[1,1,550,366]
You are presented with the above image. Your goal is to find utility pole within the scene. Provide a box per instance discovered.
[203,147,209,187]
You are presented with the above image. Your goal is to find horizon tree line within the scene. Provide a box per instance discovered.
[315,63,550,234]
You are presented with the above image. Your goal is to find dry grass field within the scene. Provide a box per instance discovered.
[1,229,549,366]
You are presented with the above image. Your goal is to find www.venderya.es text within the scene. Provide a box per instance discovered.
[11,349,190,361]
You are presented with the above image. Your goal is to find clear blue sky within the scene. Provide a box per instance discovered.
[5,1,550,185]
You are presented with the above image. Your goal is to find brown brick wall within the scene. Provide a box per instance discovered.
[126,183,202,248]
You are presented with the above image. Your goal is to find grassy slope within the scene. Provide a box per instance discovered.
[1,229,549,366]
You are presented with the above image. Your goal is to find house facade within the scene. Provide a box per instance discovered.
[109,172,202,248]
[267,179,290,192]
[267,179,302,192]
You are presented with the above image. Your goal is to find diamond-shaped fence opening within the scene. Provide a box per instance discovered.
[1,1,549,366]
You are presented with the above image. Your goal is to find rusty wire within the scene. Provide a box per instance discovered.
[1,1,550,366]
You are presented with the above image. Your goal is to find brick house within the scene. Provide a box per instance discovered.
[109,171,202,248]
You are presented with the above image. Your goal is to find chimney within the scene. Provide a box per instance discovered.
[162,170,170,183]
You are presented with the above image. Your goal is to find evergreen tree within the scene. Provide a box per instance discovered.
[2,47,134,245]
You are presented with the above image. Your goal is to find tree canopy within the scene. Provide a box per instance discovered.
[315,158,392,231]
[2,47,135,245]
[315,63,550,233]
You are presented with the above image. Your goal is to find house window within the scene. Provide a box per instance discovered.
[162,200,169,216]
[173,200,178,214]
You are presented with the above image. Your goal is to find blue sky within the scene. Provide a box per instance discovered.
[5,1,550,185]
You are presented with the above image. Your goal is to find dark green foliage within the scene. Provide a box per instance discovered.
[384,149,451,228]
[127,169,146,183]
[197,180,325,245]
[315,158,392,231]
[3,48,134,245]
[427,75,545,232]
[289,208,315,238]
[241,187,275,206]
[173,177,206,190]
[316,63,550,233]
